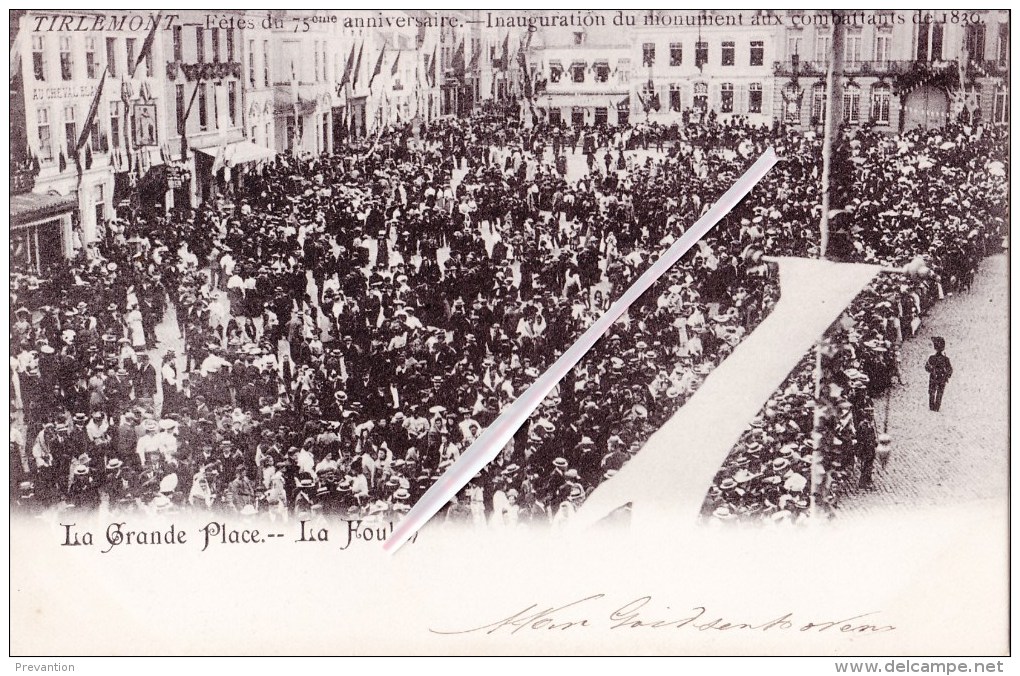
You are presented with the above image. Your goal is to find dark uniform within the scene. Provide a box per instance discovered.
[925,337,953,412]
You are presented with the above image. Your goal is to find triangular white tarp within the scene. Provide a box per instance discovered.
[572,257,882,530]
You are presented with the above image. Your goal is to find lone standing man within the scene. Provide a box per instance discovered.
[925,336,953,412]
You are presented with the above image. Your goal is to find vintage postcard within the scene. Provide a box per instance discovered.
[8,9,1009,658]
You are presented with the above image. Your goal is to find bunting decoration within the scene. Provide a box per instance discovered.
[132,11,161,77]
[76,67,108,152]
[369,43,387,89]
[337,42,357,94]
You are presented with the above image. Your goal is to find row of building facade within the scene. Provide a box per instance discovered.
[10,9,527,270]
[9,10,1010,271]
[526,9,1009,132]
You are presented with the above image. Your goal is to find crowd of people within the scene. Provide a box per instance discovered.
[9,109,1007,528]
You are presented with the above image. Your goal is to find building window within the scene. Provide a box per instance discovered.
[787,36,803,60]
[642,43,655,67]
[931,23,943,60]
[263,40,270,87]
[315,43,321,82]
[695,41,708,68]
[916,23,943,61]
[998,24,1008,67]
[721,42,735,66]
[59,37,73,80]
[110,101,121,147]
[720,83,734,112]
[749,82,763,113]
[594,62,609,83]
[106,37,117,77]
[693,82,708,110]
[842,84,861,123]
[669,83,682,111]
[198,84,208,130]
[616,58,630,84]
[750,41,764,67]
[63,105,77,156]
[82,38,97,79]
[571,62,585,83]
[228,81,237,126]
[549,63,562,83]
[573,32,586,45]
[322,44,328,81]
[175,85,185,134]
[993,88,1008,124]
[812,83,827,123]
[548,107,561,126]
[32,36,45,81]
[211,30,220,64]
[94,184,106,225]
[815,32,831,63]
[845,33,862,67]
[248,40,256,86]
[874,35,891,64]
[213,83,220,129]
[37,108,53,161]
[172,26,182,61]
[669,42,682,67]
[90,111,101,149]
[226,28,235,62]
[196,27,205,63]
[965,24,986,61]
[871,84,891,125]
[126,38,137,76]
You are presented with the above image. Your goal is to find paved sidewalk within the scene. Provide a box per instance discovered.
[839,254,1009,515]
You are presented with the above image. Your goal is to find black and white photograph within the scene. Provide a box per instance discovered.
[8,8,1010,661]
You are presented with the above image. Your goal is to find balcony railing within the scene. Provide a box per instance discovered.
[772,60,932,77]
[966,59,1009,78]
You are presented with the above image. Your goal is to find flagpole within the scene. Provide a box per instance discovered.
[809,11,845,520]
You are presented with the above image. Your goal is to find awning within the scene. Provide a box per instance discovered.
[592,59,609,68]
[10,191,76,227]
[196,141,277,165]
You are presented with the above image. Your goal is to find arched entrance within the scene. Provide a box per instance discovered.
[902,85,949,129]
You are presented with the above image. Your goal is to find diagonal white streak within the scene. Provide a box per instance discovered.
[383,148,779,553]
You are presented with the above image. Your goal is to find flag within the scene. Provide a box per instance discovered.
[390,50,401,77]
[452,39,466,77]
[76,68,108,152]
[468,41,481,71]
[338,43,356,91]
[517,39,531,98]
[427,46,437,87]
[571,258,882,531]
[500,33,509,70]
[369,44,386,89]
[352,43,364,88]
[211,138,230,174]
[132,11,161,77]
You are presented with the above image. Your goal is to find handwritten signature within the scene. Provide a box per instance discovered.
[430,595,895,636]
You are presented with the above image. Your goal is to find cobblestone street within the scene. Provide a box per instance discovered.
[839,253,1009,516]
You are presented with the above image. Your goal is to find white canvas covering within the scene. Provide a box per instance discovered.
[572,257,882,530]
